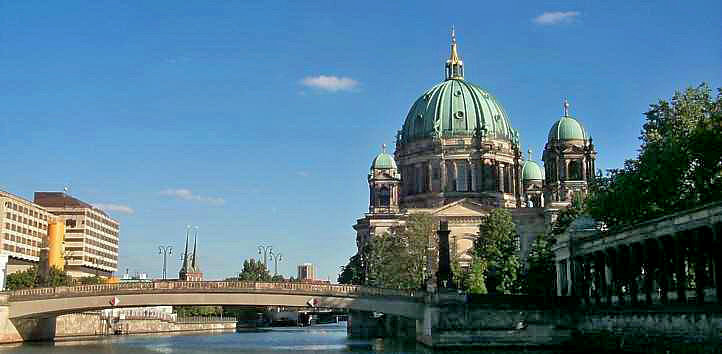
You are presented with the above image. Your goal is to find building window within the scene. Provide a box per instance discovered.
[457,162,468,192]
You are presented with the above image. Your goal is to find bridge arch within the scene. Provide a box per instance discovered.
[5,281,425,320]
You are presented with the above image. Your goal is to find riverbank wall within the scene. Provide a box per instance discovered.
[54,312,236,339]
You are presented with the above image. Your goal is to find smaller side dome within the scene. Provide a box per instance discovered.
[371,144,397,170]
[522,160,544,181]
[548,99,588,142]
[548,116,587,141]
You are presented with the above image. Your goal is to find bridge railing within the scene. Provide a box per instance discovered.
[5,281,423,300]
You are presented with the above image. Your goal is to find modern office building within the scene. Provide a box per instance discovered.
[297,263,315,282]
[0,190,53,274]
[34,192,119,277]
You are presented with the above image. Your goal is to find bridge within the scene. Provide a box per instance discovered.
[4,281,425,319]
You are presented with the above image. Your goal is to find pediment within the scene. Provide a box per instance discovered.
[431,198,490,217]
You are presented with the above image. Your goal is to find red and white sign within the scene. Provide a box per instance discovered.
[109,296,120,306]
[307,298,319,307]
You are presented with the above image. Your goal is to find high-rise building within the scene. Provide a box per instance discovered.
[0,190,53,274]
[34,192,119,277]
[297,263,315,281]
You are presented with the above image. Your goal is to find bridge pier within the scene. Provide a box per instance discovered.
[0,294,56,344]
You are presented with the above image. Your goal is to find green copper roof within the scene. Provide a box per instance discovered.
[548,116,587,141]
[522,159,544,181]
[371,152,397,170]
[400,79,518,144]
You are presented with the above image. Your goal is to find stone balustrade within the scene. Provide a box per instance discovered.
[5,281,424,302]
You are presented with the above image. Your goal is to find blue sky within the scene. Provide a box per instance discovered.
[1,1,720,281]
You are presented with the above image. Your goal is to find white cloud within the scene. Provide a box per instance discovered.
[93,203,134,214]
[300,75,359,92]
[159,188,225,205]
[533,11,580,25]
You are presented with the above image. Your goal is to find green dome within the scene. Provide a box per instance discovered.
[400,79,518,144]
[522,160,544,181]
[548,116,587,141]
[371,152,397,170]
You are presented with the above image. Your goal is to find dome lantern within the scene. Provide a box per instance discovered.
[445,27,464,80]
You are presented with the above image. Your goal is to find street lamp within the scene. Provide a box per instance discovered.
[258,245,273,269]
[269,250,283,276]
[158,245,173,280]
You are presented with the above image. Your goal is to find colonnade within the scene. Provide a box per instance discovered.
[558,222,722,305]
[402,158,521,197]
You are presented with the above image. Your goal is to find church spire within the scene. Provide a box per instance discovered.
[445,26,464,80]
[180,226,190,273]
[191,228,199,272]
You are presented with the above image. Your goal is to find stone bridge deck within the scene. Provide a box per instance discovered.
[3,281,426,319]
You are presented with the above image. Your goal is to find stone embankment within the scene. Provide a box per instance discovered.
[55,312,236,340]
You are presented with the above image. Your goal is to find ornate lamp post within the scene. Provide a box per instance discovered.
[269,250,283,276]
[158,245,173,280]
[258,245,273,270]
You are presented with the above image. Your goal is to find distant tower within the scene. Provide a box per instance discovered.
[179,228,203,281]
[521,149,545,208]
[543,99,597,220]
[368,144,401,214]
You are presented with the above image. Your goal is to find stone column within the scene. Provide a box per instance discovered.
[480,159,487,192]
[641,241,653,305]
[469,160,476,192]
[426,160,434,193]
[710,224,722,304]
[498,163,505,193]
[583,256,592,305]
[657,238,670,304]
[581,158,587,181]
[693,229,706,303]
[614,247,625,305]
[604,250,613,305]
[555,261,563,297]
[628,244,639,306]
[441,160,447,193]
[673,234,687,304]
[595,252,605,305]
[565,259,573,297]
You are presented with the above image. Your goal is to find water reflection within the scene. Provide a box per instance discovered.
[0,323,560,353]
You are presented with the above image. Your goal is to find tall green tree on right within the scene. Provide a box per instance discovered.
[587,84,721,228]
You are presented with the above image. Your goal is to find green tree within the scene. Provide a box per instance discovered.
[366,213,436,289]
[338,254,364,285]
[238,258,271,281]
[466,256,488,294]
[473,209,521,294]
[522,234,556,296]
[5,267,38,290]
[587,84,722,228]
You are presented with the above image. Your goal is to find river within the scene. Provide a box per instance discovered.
[0,322,561,353]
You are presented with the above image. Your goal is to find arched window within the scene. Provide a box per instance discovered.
[568,160,582,181]
[378,186,390,207]
[446,162,456,192]
[457,162,468,192]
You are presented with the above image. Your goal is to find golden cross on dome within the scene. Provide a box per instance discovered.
[563,98,570,117]
[381,144,387,153]
[528,149,532,160]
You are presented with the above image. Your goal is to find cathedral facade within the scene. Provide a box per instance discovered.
[353,31,598,268]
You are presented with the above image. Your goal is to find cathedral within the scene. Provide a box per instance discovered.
[353,30,597,268]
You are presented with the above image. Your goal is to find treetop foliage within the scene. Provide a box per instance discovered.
[587,84,721,228]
